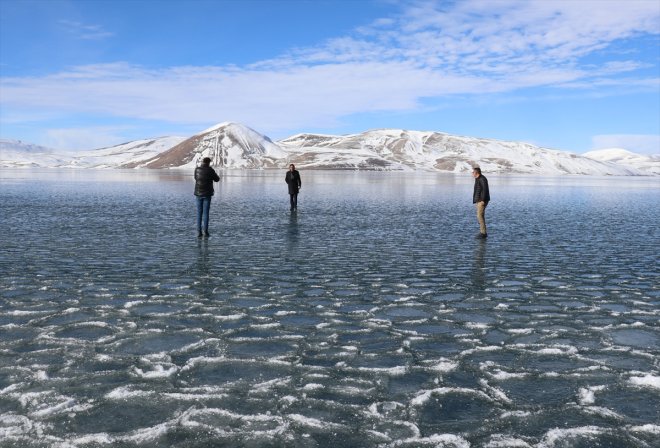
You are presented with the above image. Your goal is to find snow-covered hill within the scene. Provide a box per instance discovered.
[78,136,186,168]
[583,148,660,175]
[279,129,644,175]
[0,140,69,168]
[1,124,657,175]
[0,137,185,169]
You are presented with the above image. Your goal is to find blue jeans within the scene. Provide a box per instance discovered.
[196,196,212,232]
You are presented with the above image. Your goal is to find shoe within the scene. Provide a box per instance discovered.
[197,231,203,238]
[477,233,488,239]
[204,231,210,238]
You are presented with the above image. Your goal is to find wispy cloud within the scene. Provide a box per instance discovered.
[59,20,113,40]
[44,126,130,151]
[1,0,658,141]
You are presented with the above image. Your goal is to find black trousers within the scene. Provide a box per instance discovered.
[289,193,298,210]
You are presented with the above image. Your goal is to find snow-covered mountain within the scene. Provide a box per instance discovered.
[0,137,185,169]
[123,123,648,175]
[0,140,72,168]
[1,123,657,176]
[583,148,660,175]
[132,122,285,169]
[278,129,645,175]
[77,136,186,168]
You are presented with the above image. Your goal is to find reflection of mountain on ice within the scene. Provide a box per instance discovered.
[2,123,657,175]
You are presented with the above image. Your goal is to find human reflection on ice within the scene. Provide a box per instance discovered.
[471,239,487,292]
[193,238,212,296]
[285,211,299,259]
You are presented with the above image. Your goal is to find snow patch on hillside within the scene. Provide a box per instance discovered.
[583,148,660,175]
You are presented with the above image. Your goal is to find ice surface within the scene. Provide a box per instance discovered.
[0,169,658,447]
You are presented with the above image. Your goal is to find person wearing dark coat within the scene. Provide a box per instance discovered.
[472,167,490,238]
[285,164,302,211]
[194,157,220,238]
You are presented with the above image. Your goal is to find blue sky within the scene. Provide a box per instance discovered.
[1,0,659,154]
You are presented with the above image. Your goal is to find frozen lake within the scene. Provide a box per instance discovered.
[1,169,659,447]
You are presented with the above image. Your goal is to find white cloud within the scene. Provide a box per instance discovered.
[592,134,660,155]
[0,61,496,132]
[1,0,658,143]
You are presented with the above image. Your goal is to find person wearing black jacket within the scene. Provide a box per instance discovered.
[472,167,490,238]
[285,164,302,211]
[194,157,220,238]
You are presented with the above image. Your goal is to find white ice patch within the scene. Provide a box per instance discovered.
[287,413,343,429]
[214,313,246,321]
[180,356,289,373]
[500,410,534,418]
[14,391,93,419]
[492,371,528,380]
[411,387,492,406]
[395,433,470,447]
[426,359,459,373]
[539,426,606,447]
[629,374,660,390]
[577,385,606,405]
[6,310,42,316]
[485,434,533,447]
[479,379,512,404]
[629,424,660,435]
[251,323,281,329]
[105,386,155,400]
[355,366,408,376]
[249,377,292,394]
[533,345,579,356]
[465,322,489,330]
[72,321,111,328]
[68,433,114,445]
[123,300,144,308]
[460,345,502,356]
[132,364,178,379]
[0,413,40,439]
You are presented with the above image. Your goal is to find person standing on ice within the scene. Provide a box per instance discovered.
[472,166,490,239]
[285,163,302,211]
[194,157,220,238]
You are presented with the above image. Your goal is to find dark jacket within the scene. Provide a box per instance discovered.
[194,164,220,197]
[285,170,301,195]
[473,174,490,204]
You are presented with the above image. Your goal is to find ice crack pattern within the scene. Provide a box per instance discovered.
[0,170,658,447]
